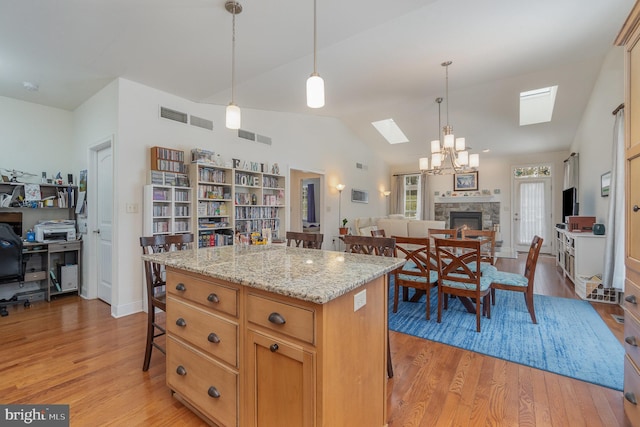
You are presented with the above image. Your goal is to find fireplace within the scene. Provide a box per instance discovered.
[450,211,483,231]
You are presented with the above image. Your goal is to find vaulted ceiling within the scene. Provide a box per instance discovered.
[0,0,634,166]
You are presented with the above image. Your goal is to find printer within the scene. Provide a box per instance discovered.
[34,220,76,242]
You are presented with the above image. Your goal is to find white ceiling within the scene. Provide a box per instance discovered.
[0,0,634,166]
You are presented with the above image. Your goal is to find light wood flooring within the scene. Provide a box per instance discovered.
[0,253,628,426]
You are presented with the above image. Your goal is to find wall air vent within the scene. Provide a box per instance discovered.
[159,106,188,124]
[190,115,214,131]
[356,162,368,171]
[238,129,256,141]
[256,134,272,146]
[237,129,273,145]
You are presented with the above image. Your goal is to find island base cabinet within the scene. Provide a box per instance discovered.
[167,336,238,427]
[246,330,315,427]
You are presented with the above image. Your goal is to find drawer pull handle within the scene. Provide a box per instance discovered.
[634,205,639,213]
[176,365,187,376]
[625,295,637,304]
[270,343,279,352]
[207,293,220,303]
[626,336,638,347]
[175,283,186,292]
[625,391,638,405]
[268,312,286,325]
[208,333,221,343]
[176,318,187,327]
[208,386,221,398]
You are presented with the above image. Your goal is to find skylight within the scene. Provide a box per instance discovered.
[372,118,409,144]
[519,85,558,126]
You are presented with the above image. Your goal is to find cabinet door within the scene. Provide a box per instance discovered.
[245,330,314,427]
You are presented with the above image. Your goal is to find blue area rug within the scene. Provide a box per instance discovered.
[388,286,624,391]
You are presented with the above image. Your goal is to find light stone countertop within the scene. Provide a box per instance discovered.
[142,245,404,304]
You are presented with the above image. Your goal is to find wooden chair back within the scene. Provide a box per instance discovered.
[461,229,496,265]
[435,237,491,332]
[343,235,396,257]
[524,235,543,283]
[392,236,437,319]
[139,233,194,371]
[286,231,324,249]
[371,229,386,237]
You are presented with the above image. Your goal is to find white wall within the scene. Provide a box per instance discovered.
[72,79,119,304]
[570,46,625,223]
[110,79,389,317]
[0,96,73,178]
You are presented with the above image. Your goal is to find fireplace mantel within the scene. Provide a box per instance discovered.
[435,196,495,203]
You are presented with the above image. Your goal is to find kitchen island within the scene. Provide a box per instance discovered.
[142,244,404,427]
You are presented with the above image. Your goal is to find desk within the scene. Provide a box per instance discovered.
[23,240,82,301]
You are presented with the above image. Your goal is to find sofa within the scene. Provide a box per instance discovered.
[353,215,446,238]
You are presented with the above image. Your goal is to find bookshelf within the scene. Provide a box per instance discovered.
[191,164,234,247]
[150,146,188,174]
[233,170,285,241]
[189,162,286,246]
[143,185,193,236]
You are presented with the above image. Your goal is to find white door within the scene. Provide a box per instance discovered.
[96,145,113,303]
[513,177,552,253]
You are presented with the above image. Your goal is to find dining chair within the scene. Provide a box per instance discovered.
[488,235,543,324]
[435,237,492,332]
[392,236,438,319]
[343,234,396,378]
[343,235,395,256]
[286,231,324,249]
[371,229,386,237]
[140,233,194,371]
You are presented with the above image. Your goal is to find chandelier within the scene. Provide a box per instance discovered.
[419,61,479,175]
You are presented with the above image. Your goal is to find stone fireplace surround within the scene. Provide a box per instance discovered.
[434,200,500,231]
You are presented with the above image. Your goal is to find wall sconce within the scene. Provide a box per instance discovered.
[382,190,391,197]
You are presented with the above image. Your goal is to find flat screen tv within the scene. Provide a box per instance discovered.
[562,187,578,222]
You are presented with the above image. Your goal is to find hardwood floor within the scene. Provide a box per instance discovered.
[0,253,628,426]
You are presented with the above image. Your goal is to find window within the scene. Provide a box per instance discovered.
[403,174,420,219]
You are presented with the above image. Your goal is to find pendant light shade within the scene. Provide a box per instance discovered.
[226,103,241,129]
[419,157,429,171]
[307,73,325,108]
[225,1,242,130]
[306,0,325,108]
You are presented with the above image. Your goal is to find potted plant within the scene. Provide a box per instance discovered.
[339,218,349,235]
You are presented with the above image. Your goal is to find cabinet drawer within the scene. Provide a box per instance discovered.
[48,241,81,252]
[167,270,238,317]
[624,279,640,320]
[247,293,315,344]
[625,356,640,426]
[167,337,238,427]
[24,271,46,282]
[167,296,238,367]
[625,311,640,368]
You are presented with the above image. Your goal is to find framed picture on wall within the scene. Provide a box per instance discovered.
[453,171,478,191]
[601,171,611,197]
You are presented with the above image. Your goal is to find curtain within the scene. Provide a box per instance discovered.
[518,181,545,245]
[420,173,430,220]
[390,175,403,215]
[563,153,579,190]
[603,109,625,290]
[306,184,316,223]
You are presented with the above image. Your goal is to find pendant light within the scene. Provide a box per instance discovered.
[306,0,325,108]
[225,1,242,129]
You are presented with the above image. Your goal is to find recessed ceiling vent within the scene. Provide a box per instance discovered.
[160,106,188,124]
[190,115,213,131]
[238,129,272,145]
